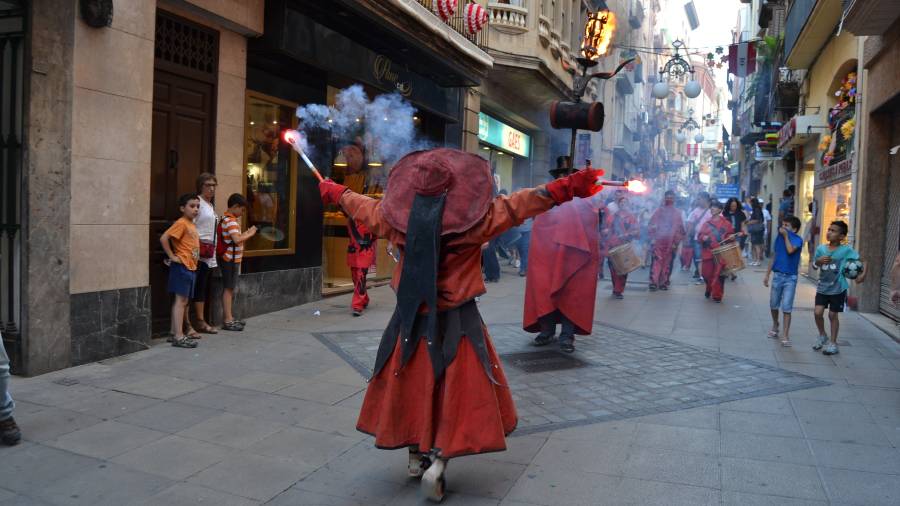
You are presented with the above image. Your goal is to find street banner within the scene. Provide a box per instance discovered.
[728,42,756,77]
[686,143,699,157]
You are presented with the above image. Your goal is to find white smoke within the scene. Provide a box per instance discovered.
[296,85,431,164]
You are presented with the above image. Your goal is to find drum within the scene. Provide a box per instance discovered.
[608,242,642,275]
[712,242,745,275]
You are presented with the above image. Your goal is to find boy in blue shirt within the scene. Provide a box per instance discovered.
[812,220,866,355]
[763,215,803,347]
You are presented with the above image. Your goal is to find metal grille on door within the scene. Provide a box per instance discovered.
[154,12,218,76]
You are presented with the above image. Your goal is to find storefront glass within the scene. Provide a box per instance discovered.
[798,161,815,266]
[243,92,298,256]
[477,112,532,191]
[820,181,852,244]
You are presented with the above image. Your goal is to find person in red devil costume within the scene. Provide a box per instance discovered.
[698,200,737,302]
[318,148,603,502]
[523,157,604,353]
[648,190,685,291]
[600,191,640,299]
[346,218,376,316]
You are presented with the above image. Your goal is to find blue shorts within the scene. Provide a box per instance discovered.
[168,262,196,299]
[769,271,798,313]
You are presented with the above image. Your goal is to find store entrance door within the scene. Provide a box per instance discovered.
[149,12,217,334]
[879,110,900,321]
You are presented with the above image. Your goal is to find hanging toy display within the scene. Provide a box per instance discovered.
[465,2,488,34]
[433,0,457,22]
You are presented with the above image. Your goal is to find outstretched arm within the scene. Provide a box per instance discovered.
[338,191,395,238]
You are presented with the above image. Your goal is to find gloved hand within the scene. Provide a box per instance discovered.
[545,168,605,204]
[319,179,348,205]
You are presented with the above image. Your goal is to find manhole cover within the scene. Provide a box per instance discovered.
[500,350,590,373]
[51,377,80,386]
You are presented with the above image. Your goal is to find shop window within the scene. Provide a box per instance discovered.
[242,91,298,256]
[821,181,852,244]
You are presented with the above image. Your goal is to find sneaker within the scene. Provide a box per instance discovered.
[704,290,710,299]
[823,343,839,355]
[222,321,244,331]
[352,309,362,317]
[812,335,828,351]
[559,336,575,353]
[648,284,658,291]
[532,333,554,347]
[694,278,705,285]
[660,284,669,291]
[171,337,198,348]
[613,293,624,299]
[0,417,21,446]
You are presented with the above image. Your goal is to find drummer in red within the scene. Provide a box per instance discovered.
[601,190,640,299]
[697,199,738,302]
[648,190,685,290]
[346,218,376,316]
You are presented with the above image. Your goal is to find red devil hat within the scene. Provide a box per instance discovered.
[381,148,493,235]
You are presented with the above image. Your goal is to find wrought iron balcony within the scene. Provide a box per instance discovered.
[413,0,489,48]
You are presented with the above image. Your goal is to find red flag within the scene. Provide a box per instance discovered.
[728,42,757,77]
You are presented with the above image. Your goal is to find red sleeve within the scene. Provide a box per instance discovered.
[338,191,395,238]
[465,188,555,244]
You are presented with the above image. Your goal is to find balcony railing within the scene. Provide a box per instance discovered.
[784,0,815,61]
[538,14,551,46]
[414,0,489,49]
[488,2,528,34]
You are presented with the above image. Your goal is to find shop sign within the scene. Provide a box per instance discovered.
[715,183,740,198]
[815,158,852,188]
[778,114,821,149]
[478,112,530,157]
[373,55,412,96]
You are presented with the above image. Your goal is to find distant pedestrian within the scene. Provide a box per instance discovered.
[812,221,866,355]
[347,216,376,317]
[763,216,803,346]
[746,198,766,266]
[686,192,711,283]
[160,193,201,348]
[514,218,532,276]
[220,194,256,330]
[601,191,639,299]
[0,334,21,446]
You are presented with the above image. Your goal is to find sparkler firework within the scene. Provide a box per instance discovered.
[597,179,648,193]
[282,129,324,182]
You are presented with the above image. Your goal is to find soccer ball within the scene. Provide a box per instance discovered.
[843,259,864,280]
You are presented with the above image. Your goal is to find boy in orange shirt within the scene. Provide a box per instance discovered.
[220,193,256,331]
[160,193,201,348]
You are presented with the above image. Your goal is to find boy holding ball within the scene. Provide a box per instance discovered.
[813,220,865,355]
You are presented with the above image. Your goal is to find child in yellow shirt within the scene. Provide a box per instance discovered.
[160,194,201,348]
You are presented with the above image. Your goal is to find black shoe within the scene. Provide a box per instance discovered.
[648,284,658,291]
[533,333,554,346]
[352,310,362,317]
[0,417,21,446]
[704,290,710,299]
[222,321,244,331]
[559,337,575,353]
[660,285,668,291]
[613,293,624,299]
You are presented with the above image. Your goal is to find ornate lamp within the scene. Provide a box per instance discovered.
[653,40,702,100]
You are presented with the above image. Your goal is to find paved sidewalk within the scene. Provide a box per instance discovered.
[0,263,898,505]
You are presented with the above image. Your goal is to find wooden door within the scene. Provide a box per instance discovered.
[149,70,214,334]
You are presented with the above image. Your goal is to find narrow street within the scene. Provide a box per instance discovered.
[1,265,898,505]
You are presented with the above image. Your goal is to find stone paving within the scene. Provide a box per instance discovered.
[0,265,898,505]
[316,322,827,435]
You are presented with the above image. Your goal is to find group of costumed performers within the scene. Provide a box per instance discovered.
[647,190,686,291]
[318,148,605,501]
[523,156,603,353]
[697,200,743,302]
[600,190,640,299]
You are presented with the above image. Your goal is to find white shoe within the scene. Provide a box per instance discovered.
[409,451,427,478]
[421,456,447,502]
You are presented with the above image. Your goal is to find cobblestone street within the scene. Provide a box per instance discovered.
[1,265,899,505]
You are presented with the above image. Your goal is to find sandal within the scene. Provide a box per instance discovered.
[196,322,218,334]
[222,321,244,332]
[780,339,793,347]
[185,327,201,339]
[172,337,198,348]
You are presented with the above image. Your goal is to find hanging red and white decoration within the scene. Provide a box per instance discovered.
[465,3,488,34]
[433,0,457,22]
[686,143,699,157]
[727,42,757,77]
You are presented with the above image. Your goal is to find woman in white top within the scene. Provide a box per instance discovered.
[190,173,219,336]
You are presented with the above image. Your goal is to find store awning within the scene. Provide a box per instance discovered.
[778,114,825,149]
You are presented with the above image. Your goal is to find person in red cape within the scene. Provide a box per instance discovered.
[318,148,603,502]
[346,218,376,316]
[600,191,639,299]
[523,158,604,353]
[648,190,685,290]
[698,200,737,302]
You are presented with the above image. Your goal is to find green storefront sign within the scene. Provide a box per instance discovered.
[478,112,530,157]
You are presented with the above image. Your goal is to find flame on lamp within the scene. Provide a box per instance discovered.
[626,180,647,193]
[580,10,616,61]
